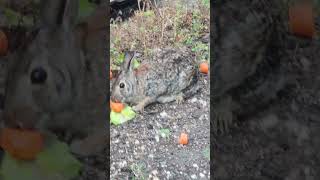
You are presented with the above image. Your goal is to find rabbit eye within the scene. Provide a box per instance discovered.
[31,67,47,84]
[119,82,125,88]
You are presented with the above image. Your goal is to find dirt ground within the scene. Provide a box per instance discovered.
[212,35,320,179]
[110,65,210,179]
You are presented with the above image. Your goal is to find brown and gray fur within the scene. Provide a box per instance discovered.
[2,0,108,157]
[111,47,199,112]
[212,0,296,134]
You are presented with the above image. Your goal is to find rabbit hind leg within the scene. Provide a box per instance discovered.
[157,93,184,104]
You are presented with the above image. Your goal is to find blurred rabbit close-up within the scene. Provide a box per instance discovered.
[0,0,108,178]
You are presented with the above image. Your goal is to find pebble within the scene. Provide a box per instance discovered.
[118,161,127,168]
[199,173,205,178]
[191,174,197,179]
[152,170,158,175]
[199,100,207,107]
[160,111,169,118]
[134,140,140,145]
[193,163,199,170]
[190,97,197,103]
[155,135,160,142]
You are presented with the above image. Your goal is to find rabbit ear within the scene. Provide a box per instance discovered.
[39,0,62,27]
[122,51,136,72]
[61,0,79,28]
[39,0,78,28]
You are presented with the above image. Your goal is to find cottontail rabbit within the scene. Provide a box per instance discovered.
[2,0,108,156]
[111,47,200,112]
[212,0,292,134]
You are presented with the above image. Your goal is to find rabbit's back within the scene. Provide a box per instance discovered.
[140,48,197,97]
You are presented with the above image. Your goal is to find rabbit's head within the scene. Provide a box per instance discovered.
[111,51,138,104]
[3,0,85,131]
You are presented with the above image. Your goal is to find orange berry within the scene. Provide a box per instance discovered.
[179,133,188,145]
[199,62,209,74]
[0,128,44,160]
[289,2,315,38]
[110,101,125,113]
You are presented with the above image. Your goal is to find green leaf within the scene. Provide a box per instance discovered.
[203,147,210,160]
[78,0,96,20]
[36,138,82,179]
[159,129,171,138]
[4,8,20,26]
[3,8,34,26]
[133,59,141,69]
[110,106,136,125]
[0,155,43,180]
[143,10,154,17]
[0,135,82,180]
[122,106,136,119]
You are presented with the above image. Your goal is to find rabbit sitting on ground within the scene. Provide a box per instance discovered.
[111,48,200,112]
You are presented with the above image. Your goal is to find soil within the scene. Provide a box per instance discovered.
[212,34,320,179]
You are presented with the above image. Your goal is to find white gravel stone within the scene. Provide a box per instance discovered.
[190,97,197,103]
[193,163,199,170]
[155,135,160,142]
[199,173,205,178]
[152,170,158,175]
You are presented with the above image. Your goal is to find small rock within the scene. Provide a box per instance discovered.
[155,135,160,142]
[199,173,205,178]
[191,174,197,179]
[134,140,140,145]
[160,111,169,118]
[119,161,127,168]
[193,163,199,170]
[152,170,158,175]
[190,97,197,103]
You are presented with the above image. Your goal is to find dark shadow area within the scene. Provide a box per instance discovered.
[212,0,320,179]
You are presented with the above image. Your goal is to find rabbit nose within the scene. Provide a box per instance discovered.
[3,106,38,129]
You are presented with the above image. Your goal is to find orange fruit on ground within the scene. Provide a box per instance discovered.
[110,101,125,113]
[0,128,44,160]
[289,2,315,38]
[179,133,188,145]
[0,30,8,56]
[199,62,209,74]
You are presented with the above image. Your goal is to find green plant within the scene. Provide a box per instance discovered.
[110,0,209,68]
[130,163,147,180]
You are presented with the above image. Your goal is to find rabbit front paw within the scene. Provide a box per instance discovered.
[175,93,184,105]
[213,96,236,135]
[132,96,155,113]
[213,107,233,135]
[133,104,145,113]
